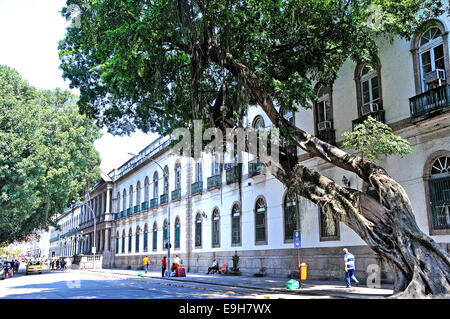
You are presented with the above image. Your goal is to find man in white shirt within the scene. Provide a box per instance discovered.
[343,248,359,288]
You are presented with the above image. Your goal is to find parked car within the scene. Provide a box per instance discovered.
[26,260,42,275]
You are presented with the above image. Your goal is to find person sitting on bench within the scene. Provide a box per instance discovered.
[207,258,219,274]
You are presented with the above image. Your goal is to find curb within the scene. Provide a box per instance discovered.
[71,269,388,299]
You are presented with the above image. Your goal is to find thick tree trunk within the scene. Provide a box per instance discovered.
[202,30,450,297]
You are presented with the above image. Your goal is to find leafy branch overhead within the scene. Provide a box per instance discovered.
[342,116,413,161]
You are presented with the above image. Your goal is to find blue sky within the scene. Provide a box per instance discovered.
[0,0,158,173]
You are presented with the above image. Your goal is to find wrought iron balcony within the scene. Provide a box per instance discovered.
[127,208,132,216]
[150,198,158,209]
[248,159,264,177]
[226,164,242,185]
[141,201,148,211]
[134,205,140,214]
[160,193,169,205]
[171,189,181,202]
[409,84,450,119]
[352,109,385,130]
[316,128,336,145]
[191,181,203,196]
[207,174,221,190]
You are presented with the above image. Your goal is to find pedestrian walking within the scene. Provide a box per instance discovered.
[143,256,149,274]
[56,259,60,270]
[343,248,359,288]
[161,256,167,277]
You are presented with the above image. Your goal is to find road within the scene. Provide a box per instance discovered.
[0,265,331,299]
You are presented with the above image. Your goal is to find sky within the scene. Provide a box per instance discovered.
[0,0,159,173]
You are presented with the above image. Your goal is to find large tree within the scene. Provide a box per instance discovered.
[58,0,450,297]
[0,65,101,244]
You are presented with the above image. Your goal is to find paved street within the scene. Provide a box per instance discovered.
[0,266,334,299]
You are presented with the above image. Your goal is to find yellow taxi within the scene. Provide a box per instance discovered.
[26,260,42,275]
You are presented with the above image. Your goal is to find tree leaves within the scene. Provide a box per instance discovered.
[0,65,101,244]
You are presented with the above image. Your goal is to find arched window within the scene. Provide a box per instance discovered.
[283,193,299,241]
[116,231,119,254]
[415,26,448,92]
[252,115,265,129]
[195,161,202,182]
[135,226,140,253]
[136,181,141,206]
[163,166,169,195]
[427,155,450,231]
[128,228,132,253]
[144,177,149,203]
[314,84,335,144]
[195,212,202,247]
[255,197,267,244]
[175,161,181,190]
[121,230,126,253]
[212,208,220,248]
[129,186,133,210]
[174,217,181,249]
[153,172,159,199]
[143,224,148,252]
[152,222,158,251]
[319,205,339,241]
[231,203,241,245]
[163,219,168,249]
[355,62,382,119]
[122,190,127,212]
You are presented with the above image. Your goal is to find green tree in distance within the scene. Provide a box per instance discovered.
[58,0,449,297]
[0,65,101,245]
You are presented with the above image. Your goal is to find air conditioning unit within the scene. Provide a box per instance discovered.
[318,121,332,131]
[361,103,379,116]
[424,69,446,85]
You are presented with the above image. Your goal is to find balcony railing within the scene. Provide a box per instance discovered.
[141,201,148,211]
[150,198,158,209]
[171,189,181,201]
[226,164,242,185]
[191,181,203,195]
[248,159,264,177]
[127,208,132,216]
[352,109,385,130]
[207,174,221,190]
[120,210,126,219]
[160,193,169,205]
[316,128,336,145]
[134,205,140,214]
[409,84,450,119]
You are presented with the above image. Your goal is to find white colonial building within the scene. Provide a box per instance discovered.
[52,15,450,283]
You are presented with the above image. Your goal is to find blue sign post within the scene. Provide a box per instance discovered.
[294,230,302,288]
[294,230,301,248]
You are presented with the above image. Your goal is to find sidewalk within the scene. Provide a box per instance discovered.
[73,267,395,299]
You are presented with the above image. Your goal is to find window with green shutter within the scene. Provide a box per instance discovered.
[429,157,450,230]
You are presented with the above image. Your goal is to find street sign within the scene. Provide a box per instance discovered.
[294,230,301,248]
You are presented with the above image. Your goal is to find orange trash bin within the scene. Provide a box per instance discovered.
[300,263,307,281]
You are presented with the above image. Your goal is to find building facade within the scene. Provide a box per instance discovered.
[53,16,450,283]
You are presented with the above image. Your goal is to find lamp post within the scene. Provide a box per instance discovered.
[128,152,171,277]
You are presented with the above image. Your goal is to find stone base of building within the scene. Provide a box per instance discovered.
[112,246,397,283]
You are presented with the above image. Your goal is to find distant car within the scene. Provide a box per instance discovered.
[0,262,5,280]
[26,260,42,275]
[1,261,14,278]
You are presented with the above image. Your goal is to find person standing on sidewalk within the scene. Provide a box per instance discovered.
[143,256,149,274]
[343,248,359,288]
[161,256,167,277]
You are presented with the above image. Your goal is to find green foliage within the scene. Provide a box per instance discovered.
[58,0,445,137]
[342,116,413,161]
[0,65,101,245]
